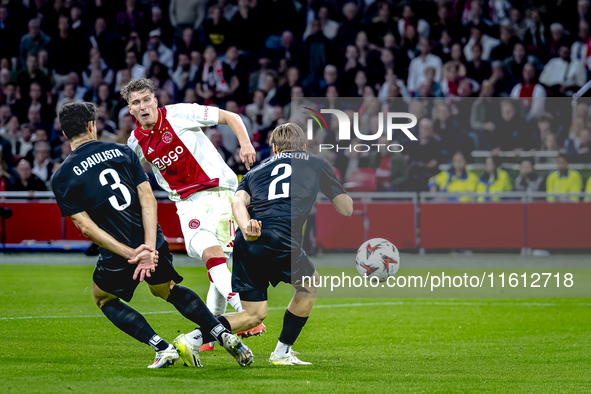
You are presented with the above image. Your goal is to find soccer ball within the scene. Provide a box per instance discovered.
[355,238,400,282]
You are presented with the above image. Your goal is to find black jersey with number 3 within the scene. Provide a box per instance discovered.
[51,141,164,261]
[237,151,345,234]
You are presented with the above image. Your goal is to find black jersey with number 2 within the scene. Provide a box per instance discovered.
[51,141,164,261]
[237,151,345,233]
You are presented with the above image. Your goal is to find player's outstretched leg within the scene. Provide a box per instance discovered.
[269,271,319,366]
[204,253,243,313]
[200,279,228,352]
[93,283,178,369]
[148,281,231,367]
[220,300,268,334]
[206,281,228,316]
[182,315,254,367]
[203,247,267,340]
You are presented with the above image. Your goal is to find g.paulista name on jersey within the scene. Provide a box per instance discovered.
[72,148,125,176]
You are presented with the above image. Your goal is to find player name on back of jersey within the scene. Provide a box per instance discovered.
[72,149,124,176]
[260,151,310,169]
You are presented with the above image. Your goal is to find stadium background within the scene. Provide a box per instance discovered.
[1,1,591,392]
[0,0,590,252]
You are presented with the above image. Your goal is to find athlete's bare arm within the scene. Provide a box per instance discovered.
[232,190,261,241]
[332,193,354,217]
[70,212,159,281]
[137,181,158,249]
[218,109,256,170]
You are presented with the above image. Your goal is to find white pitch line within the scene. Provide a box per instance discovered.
[0,301,577,321]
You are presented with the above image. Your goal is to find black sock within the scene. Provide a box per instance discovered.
[102,299,168,351]
[167,285,231,344]
[199,315,232,345]
[167,285,220,330]
[278,310,308,346]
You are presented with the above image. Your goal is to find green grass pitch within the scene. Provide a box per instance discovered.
[1,257,590,393]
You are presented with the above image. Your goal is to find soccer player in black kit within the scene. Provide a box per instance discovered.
[51,102,253,368]
[175,123,353,365]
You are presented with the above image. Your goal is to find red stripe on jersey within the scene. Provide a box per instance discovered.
[134,108,220,199]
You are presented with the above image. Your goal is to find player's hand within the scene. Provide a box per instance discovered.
[244,219,262,241]
[128,244,159,265]
[133,260,157,282]
[240,143,257,170]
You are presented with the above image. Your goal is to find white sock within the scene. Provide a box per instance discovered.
[274,341,291,358]
[208,263,243,312]
[185,329,204,348]
[206,282,228,316]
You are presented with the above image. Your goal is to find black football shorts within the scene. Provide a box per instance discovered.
[231,220,315,302]
[93,241,183,302]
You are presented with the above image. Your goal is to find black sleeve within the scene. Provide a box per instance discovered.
[127,146,149,186]
[51,176,84,218]
[236,173,251,195]
[319,158,346,201]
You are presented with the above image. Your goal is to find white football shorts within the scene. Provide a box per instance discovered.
[175,187,237,261]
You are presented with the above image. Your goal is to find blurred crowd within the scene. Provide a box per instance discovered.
[1,0,591,196]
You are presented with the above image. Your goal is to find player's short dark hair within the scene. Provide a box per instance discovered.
[59,102,99,140]
[270,123,306,153]
[120,78,155,103]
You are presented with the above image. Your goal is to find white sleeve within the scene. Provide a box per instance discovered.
[127,134,147,164]
[538,63,552,86]
[533,84,546,98]
[168,103,220,128]
[510,84,519,97]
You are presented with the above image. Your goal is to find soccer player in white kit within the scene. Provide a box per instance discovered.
[121,78,265,353]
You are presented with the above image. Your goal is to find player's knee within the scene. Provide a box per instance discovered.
[255,309,267,324]
[148,286,160,298]
[202,247,224,264]
[148,284,170,300]
[305,272,320,294]
[95,296,114,310]
[248,308,266,326]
